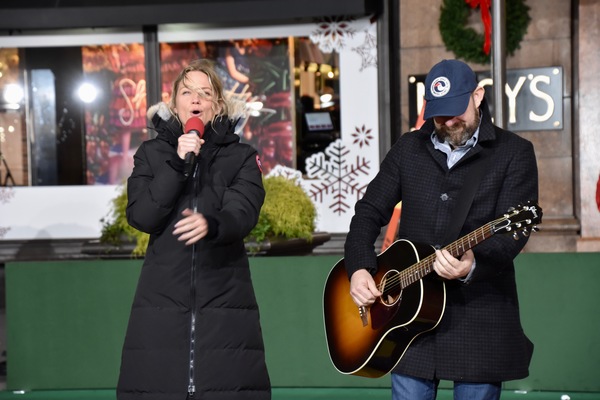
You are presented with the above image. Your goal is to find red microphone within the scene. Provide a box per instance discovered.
[183,117,205,177]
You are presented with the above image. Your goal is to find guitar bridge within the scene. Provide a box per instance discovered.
[358,306,368,327]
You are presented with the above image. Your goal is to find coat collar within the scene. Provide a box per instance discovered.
[147,102,241,148]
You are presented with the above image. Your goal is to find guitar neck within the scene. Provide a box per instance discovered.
[399,222,495,289]
[445,222,495,259]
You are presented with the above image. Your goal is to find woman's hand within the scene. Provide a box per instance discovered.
[176,132,204,160]
[173,208,209,245]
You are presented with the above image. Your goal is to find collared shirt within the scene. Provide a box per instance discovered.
[431,127,480,169]
[430,123,481,282]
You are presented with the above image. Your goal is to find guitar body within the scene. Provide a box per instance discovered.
[323,202,542,378]
[323,239,446,378]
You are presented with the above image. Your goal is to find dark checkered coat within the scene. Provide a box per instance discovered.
[344,98,537,382]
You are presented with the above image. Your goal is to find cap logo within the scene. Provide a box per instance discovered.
[430,77,451,98]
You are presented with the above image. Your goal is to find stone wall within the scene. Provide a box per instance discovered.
[577,0,600,251]
[397,0,599,252]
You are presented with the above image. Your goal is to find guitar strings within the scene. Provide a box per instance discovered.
[375,219,500,295]
[372,205,538,297]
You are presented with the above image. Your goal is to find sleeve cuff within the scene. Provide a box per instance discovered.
[459,257,476,284]
[204,215,219,240]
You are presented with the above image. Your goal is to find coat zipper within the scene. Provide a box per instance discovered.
[188,163,200,397]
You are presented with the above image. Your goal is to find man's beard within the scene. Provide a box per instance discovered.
[435,106,481,147]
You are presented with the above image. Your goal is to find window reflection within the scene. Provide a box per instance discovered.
[27,46,87,185]
[294,37,340,174]
[30,69,59,185]
[0,48,25,186]
[82,44,148,185]
[160,38,293,175]
[0,32,341,186]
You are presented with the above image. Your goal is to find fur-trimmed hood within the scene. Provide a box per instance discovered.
[147,101,175,123]
[146,102,244,147]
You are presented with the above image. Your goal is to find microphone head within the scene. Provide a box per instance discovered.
[184,117,205,138]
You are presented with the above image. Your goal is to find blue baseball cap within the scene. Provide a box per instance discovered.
[423,59,478,120]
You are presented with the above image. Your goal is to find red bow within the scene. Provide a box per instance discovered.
[466,0,492,55]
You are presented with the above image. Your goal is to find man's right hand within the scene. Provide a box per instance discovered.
[349,269,382,308]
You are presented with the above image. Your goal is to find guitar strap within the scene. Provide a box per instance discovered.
[442,146,494,245]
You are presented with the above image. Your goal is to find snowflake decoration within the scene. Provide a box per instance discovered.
[352,29,378,71]
[0,226,10,239]
[0,188,15,237]
[304,139,371,215]
[267,165,304,186]
[310,16,356,53]
[351,124,374,148]
[0,187,15,204]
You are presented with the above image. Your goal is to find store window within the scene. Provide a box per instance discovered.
[0,35,147,187]
[82,43,147,184]
[155,20,378,236]
[0,48,26,186]
[0,32,339,185]
[160,38,295,175]
[159,38,338,176]
[0,17,378,239]
[295,37,340,174]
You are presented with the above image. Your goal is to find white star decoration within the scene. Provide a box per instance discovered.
[352,30,378,71]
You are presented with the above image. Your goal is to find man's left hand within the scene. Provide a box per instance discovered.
[433,249,474,280]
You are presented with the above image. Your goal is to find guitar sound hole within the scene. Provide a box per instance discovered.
[380,270,402,306]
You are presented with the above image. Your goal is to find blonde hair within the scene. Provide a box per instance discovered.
[169,59,229,122]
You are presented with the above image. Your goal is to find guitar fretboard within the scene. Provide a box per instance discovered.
[394,222,495,291]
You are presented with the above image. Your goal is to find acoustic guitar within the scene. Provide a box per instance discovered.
[323,202,542,378]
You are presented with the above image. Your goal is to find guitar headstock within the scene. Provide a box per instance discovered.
[492,201,543,239]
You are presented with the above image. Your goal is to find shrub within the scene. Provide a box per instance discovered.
[101,175,317,256]
[100,185,149,257]
[246,175,316,244]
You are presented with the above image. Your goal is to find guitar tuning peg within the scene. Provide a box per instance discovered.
[532,226,539,232]
[512,232,520,240]
[522,229,530,237]
[507,207,516,212]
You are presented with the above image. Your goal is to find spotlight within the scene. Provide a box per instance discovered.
[3,83,24,104]
[320,93,332,104]
[77,82,98,104]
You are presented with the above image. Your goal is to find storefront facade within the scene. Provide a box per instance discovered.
[0,0,387,255]
[1,0,599,259]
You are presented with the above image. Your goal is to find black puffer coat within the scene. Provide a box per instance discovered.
[117,103,271,400]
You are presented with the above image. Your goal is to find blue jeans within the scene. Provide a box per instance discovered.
[392,373,501,400]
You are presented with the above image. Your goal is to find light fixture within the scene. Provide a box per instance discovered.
[246,101,264,117]
[3,83,24,105]
[77,82,98,104]
[320,93,332,104]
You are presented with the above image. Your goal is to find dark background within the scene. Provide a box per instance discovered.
[0,0,382,31]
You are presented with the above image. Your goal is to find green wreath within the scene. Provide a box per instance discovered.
[439,0,531,64]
